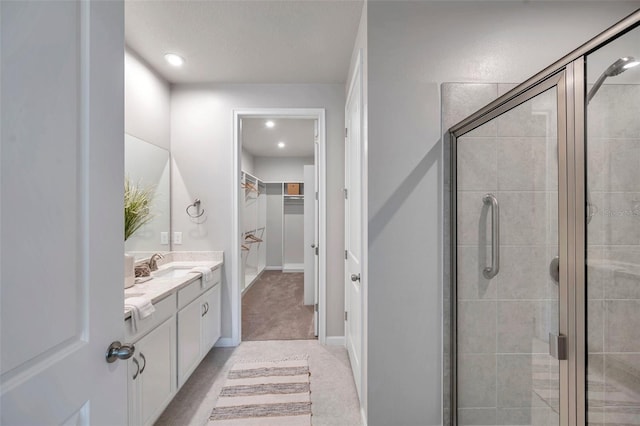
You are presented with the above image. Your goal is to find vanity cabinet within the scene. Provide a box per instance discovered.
[128,316,177,426]
[126,265,222,426]
[177,283,221,387]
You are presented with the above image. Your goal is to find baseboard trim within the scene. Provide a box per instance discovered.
[215,337,239,348]
[325,336,345,346]
[264,266,282,271]
[283,263,304,273]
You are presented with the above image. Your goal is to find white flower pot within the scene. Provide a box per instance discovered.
[124,254,135,288]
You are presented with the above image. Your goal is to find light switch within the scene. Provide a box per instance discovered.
[173,231,183,245]
[160,232,169,245]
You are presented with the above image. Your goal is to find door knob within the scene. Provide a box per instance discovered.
[351,273,360,282]
[311,244,316,248]
[106,341,136,363]
[549,256,560,283]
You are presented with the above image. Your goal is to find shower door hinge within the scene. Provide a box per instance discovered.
[345,250,348,260]
[345,127,348,138]
[344,311,348,321]
[315,191,318,200]
[344,188,348,199]
[314,303,318,312]
[549,333,567,360]
[315,246,319,256]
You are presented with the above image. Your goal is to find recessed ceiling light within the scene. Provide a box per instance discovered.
[164,53,184,67]
[265,121,275,128]
[277,142,285,148]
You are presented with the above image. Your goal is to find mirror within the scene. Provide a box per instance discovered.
[124,134,170,258]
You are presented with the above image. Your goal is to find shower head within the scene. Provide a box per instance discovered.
[603,56,639,77]
[588,56,639,103]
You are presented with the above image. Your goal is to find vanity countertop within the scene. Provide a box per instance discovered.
[124,260,223,319]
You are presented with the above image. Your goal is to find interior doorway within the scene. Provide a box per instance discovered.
[232,109,327,345]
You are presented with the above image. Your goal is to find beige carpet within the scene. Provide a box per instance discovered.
[210,358,312,425]
[242,271,315,341]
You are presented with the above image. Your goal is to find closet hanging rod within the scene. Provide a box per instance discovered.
[244,227,265,235]
[245,234,263,242]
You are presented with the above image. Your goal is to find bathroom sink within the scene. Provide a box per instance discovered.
[151,266,196,279]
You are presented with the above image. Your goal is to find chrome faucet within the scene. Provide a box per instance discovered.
[148,253,164,271]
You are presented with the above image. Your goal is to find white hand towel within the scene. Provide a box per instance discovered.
[190,266,213,287]
[125,296,155,333]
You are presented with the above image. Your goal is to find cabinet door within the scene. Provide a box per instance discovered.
[202,285,222,352]
[177,295,204,387]
[137,317,176,426]
[128,355,141,426]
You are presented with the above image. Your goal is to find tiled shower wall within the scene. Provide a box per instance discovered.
[443,83,560,425]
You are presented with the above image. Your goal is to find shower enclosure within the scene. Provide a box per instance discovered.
[446,10,640,425]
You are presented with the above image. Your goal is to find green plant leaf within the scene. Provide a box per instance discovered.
[124,177,155,241]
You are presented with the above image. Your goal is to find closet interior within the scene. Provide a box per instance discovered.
[241,171,309,291]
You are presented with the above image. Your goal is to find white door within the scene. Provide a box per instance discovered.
[303,165,318,335]
[1,2,126,424]
[345,58,363,398]
[313,125,320,337]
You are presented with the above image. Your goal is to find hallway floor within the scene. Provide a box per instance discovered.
[155,340,362,426]
[242,271,315,341]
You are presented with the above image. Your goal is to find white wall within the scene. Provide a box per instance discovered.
[171,84,345,338]
[365,2,640,425]
[241,148,255,175]
[125,48,171,150]
[253,156,314,182]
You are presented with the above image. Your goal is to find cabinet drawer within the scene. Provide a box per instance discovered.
[177,268,221,309]
[125,293,176,341]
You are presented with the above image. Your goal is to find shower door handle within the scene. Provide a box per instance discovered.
[483,194,500,279]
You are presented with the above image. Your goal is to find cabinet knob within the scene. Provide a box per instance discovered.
[350,274,360,282]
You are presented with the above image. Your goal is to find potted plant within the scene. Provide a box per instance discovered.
[124,177,154,288]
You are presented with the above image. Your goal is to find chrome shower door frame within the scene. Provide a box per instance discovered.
[447,9,640,426]
[449,71,569,426]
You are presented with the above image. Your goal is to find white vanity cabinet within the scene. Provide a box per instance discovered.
[202,283,222,352]
[128,316,177,426]
[126,264,222,426]
[177,280,222,387]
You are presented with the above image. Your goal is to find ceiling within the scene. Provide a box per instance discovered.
[242,118,315,157]
[125,0,363,84]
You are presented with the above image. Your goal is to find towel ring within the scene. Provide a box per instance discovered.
[186,198,205,218]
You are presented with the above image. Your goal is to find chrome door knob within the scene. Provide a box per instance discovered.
[351,273,360,282]
[106,341,135,363]
[549,256,560,283]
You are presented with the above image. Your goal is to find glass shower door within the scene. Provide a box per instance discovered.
[585,25,640,426]
[454,80,564,425]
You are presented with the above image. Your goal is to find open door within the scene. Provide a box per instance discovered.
[345,55,363,398]
[303,164,318,336]
[1,2,127,424]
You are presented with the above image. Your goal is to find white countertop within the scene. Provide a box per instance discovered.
[124,260,223,319]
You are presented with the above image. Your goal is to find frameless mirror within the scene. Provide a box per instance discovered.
[124,134,170,259]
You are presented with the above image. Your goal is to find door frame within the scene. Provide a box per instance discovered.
[445,10,640,426]
[230,108,327,345]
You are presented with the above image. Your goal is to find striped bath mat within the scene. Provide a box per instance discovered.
[209,358,312,425]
